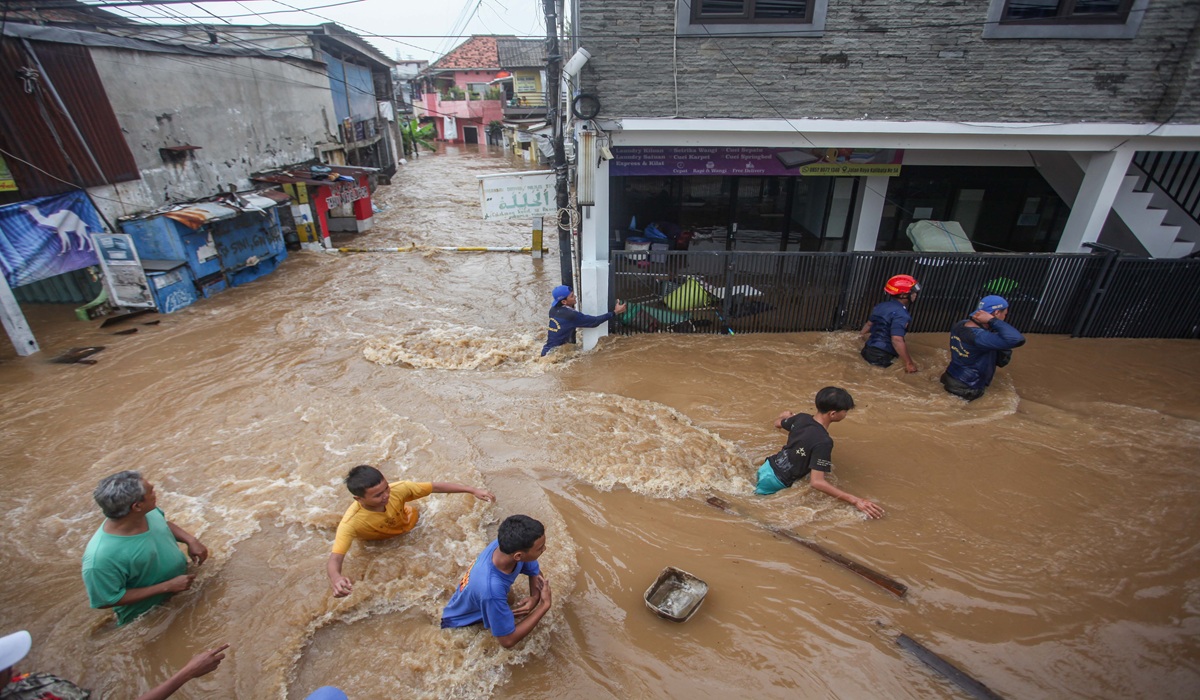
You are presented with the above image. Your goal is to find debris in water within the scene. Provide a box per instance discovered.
[51,346,105,364]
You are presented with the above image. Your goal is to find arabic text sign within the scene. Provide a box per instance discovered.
[478,171,556,220]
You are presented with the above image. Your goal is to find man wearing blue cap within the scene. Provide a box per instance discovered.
[540,286,627,356]
[940,295,1026,401]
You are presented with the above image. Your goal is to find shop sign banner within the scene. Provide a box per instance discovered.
[324,180,369,209]
[0,155,16,192]
[92,232,154,308]
[610,146,903,177]
[0,190,101,288]
[478,170,556,220]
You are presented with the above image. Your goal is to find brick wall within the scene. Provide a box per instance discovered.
[578,0,1200,123]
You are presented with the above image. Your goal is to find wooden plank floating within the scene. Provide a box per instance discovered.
[705,495,908,598]
[51,346,105,364]
[896,634,1005,700]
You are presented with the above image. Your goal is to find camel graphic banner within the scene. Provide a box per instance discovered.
[0,191,101,287]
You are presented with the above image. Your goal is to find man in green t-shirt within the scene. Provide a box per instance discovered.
[81,471,209,626]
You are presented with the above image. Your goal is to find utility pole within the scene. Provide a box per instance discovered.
[542,0,572,288]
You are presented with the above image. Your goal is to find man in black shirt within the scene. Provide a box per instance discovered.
[755,386,885,519]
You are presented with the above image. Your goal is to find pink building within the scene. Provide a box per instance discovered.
[419,35,508,145]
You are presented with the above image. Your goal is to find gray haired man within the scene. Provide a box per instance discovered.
[82,471,208,626]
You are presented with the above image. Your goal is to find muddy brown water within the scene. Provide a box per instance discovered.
[1,145,1198,699]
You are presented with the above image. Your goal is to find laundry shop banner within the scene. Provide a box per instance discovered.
[610,146,903,177]
[0,190,102,288]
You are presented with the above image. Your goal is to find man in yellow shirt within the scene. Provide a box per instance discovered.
[327,465,494,597]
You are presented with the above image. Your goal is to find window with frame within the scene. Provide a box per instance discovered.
[678,0,827,36]
[691,0,812,24]
[982,0,1146,38]
[1000,0,1133,24]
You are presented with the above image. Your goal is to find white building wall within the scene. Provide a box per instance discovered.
[89,47,338,222]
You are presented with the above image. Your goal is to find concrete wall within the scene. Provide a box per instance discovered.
[578,0,1200,123]
[89,47,338,221]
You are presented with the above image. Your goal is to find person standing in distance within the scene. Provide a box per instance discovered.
[940,295,1026,401]
[860,275,921,373]
[541,286,627,356]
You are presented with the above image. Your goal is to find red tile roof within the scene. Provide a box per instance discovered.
[431,35,514,70]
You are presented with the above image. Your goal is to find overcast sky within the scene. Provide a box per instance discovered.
[95,0,548,63]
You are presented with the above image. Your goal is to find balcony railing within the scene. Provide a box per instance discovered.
[506,94,546,108]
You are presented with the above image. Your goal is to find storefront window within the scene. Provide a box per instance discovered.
[879,166,1069,252]
[611,174,847,252]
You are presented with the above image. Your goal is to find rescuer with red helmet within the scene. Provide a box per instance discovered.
[860,274,920,373]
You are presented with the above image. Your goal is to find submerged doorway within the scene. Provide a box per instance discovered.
[462,126,479,145]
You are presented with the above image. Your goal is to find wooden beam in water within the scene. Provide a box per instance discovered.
[896,633,1005,700]
[705,495,908,598]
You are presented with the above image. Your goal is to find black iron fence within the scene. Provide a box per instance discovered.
[610,250,1200,339]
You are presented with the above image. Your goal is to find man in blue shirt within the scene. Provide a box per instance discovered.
[441,515,550,648]
[541,285,627,356]
[940,295,1026,401]
[860,274,921,373]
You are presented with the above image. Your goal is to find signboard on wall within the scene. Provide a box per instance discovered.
[478,171,556,220]
[515,72,539,94]
[92,233,154,308]
[610,146,903,177]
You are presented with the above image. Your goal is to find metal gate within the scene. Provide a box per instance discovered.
[610,249,1199,339]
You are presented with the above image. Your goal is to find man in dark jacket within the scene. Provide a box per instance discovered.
[941,295,1026,401]
[540,285,627,356]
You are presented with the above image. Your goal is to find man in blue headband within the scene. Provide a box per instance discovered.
[940,295,1026,401]
[540,285,627,356]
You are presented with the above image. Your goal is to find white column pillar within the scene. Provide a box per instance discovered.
[1057,148,1134,252]
[0,274,38,356]
[848,175,889,251]
[580,155,611,351]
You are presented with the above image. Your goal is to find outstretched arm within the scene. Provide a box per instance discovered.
[560,307,616,329]
[135,644,229,700]
[431,482,495,502]
[809,470,885,519]
[327,552,353,597]
[859,321,873,339]
[774,411,795,430]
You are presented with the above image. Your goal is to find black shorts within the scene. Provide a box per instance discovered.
[860,345,895,367]
[940,371,984,401]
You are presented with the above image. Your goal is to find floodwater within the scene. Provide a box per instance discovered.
[1,145,1198,700]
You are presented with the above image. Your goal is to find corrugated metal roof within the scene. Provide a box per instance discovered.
[0,36,139,200]
[496,38,546,68]
[1,21,315,62]
[252,164,377,186]
[162,202,239,229]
